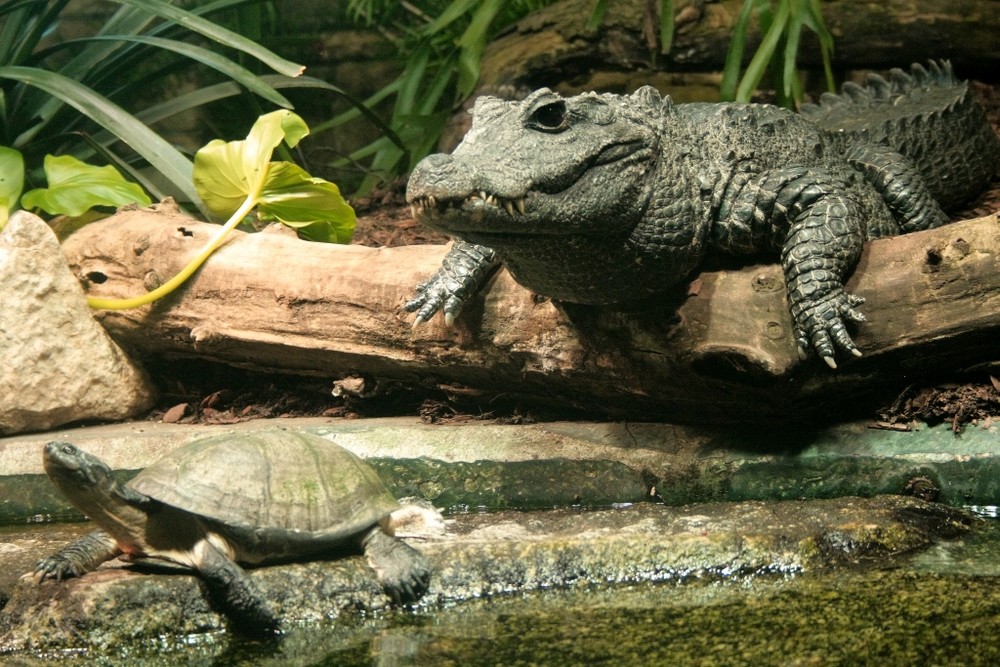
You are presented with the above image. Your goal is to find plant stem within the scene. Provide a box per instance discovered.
[86,194,258,310]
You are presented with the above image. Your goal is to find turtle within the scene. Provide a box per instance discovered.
[34,430,432,634]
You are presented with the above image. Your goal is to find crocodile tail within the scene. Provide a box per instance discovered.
[801,61,999,211]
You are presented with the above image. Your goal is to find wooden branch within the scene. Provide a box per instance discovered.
[61,202,1000,421]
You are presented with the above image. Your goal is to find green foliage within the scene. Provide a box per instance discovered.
[90,110,354,310]
[721,0,835,106]
[194,109,355,244]
[0,148,149,228]
[335,0,832,194]
[0,0,315,217]
[0,146,24,227]
[255,162,355,243]
[21,154,151,217]
[589,0,834,107]
[326,0,555,194]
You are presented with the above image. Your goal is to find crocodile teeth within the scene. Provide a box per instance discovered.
[410,193,527,216]
[477,192,527,216]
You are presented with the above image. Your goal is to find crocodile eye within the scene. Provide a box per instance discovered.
[528,101,568,132]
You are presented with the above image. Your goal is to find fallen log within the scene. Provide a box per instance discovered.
[61,201,1000,422]
[477,0,1000,93]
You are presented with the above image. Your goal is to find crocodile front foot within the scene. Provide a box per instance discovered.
[404,241,500,325]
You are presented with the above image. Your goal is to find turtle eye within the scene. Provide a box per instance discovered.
[61,444,77,455]
[528,101,569,132]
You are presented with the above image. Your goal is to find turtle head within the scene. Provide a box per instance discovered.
[43,441,150,524]
[44,441,118,493]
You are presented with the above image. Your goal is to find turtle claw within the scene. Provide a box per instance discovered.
[34,555,76,582]
[363,529,432,605]
[33,529,120,583]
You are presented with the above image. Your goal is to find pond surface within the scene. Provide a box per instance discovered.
[9,510,1000,667]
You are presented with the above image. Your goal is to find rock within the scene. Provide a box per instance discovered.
[0,211,156,435]
[0,495,975,651]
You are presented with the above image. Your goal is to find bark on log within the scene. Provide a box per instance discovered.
[61,202,1000,422]
[476,0,1000,94]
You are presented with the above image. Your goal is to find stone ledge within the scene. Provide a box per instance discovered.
[0,495,975,652]
[2,417,998,526]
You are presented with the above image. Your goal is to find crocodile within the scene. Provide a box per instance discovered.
[405,62,999,368]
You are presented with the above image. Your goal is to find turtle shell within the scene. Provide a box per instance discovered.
[129,430,399,540]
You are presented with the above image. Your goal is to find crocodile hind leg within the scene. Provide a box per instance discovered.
[35,529,122,581]
[845,143,950,234]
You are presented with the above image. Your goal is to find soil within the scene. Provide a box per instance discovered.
[141,78,1000,430]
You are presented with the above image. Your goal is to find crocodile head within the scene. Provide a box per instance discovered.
[406,86,671,302]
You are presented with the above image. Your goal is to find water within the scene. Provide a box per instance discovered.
[8,516,1000,666]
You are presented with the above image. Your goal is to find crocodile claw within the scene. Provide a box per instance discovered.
[405,241,500,325]
[793,290,867,368]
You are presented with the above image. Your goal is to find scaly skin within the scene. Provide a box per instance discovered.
[405,62,999,368]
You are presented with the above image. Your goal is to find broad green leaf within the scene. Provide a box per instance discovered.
[258,162,356,244]
[21,154,150,217]
[193,110,309,219]
[0,146,24,228]
[193,138,256,218]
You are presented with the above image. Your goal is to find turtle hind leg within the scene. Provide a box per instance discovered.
[193,539,281,636]
[361,528,431,604]
[35,529,121,581]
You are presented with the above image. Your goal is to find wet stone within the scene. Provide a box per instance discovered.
[0,495,975,654]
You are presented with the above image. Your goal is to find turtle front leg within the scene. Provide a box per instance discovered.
[192,539,280,636]
[35,529,121,581]
[362,527,431,604]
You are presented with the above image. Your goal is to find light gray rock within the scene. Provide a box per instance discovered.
[0,211,155,435]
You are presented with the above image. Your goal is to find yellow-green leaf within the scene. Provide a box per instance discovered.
[258,161,355,243]
[0,147,25,229]
[21,154,150,217]
[193,109,310,219]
